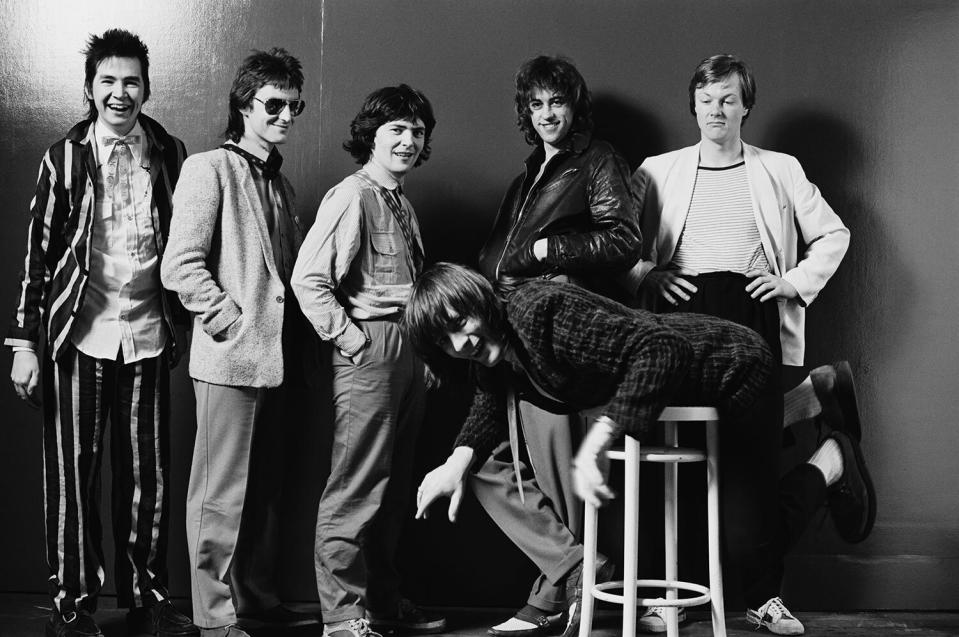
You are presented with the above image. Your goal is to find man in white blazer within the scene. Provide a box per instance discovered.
[161,48,316,637]
[622,55,874,635]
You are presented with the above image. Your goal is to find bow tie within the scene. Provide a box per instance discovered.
[102,135,140,147]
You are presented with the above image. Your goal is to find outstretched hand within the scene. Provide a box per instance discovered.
[415,447,474,522]
[572,417,617,507]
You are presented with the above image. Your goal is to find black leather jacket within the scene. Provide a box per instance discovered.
[478,132,640,298]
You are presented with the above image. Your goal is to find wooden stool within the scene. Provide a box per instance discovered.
[578,406,726,637]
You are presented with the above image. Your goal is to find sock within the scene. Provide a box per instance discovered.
[783,376,821,428]
[807,437,843,486]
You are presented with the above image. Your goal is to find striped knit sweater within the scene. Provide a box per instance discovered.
[453,280,774,462]
[5,115,187,360]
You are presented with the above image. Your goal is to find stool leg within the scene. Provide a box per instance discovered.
[706,419,727,637]
[623,436,640,637]
[579,497,599,637]
[663,421,679,637]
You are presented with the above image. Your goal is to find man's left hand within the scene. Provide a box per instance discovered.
[745,270,799,302]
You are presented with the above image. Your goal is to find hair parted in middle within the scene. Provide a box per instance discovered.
[514,55,593,146]
[688,53,757,121]
[225,47,304,142]
[401,262,506,382]
[343,84,436,166]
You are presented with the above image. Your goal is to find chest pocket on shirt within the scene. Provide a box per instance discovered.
[370,230,400,284]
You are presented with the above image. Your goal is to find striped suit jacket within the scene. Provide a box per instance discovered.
[5,115,188,360]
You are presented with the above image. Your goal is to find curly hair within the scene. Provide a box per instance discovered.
[514,55,592,146]
[343,84,436,166]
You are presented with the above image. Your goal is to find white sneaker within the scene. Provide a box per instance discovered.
[746,597,805,635]
[637,606,687,634]
[324,618,383,637]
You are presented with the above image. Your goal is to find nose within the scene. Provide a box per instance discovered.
[448,332,470,354]
[111,83,125,98]
[399,129,415,146]
[276,103,294,121]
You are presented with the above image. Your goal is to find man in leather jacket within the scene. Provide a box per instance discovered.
[473,55,640,637]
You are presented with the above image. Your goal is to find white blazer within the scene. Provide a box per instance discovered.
[623,142,849,365]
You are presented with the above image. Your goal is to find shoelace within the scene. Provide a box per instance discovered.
[348,618,378,636]
[762,597,792,622]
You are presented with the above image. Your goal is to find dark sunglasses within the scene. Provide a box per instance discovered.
[253,97,306,116]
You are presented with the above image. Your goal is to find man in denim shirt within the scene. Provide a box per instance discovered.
[292,85,445,637]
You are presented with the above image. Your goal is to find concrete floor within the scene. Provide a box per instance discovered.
[2,595,957,637]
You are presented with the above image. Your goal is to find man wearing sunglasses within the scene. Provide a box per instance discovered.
[6,28,197,637]
[162,48,317,637]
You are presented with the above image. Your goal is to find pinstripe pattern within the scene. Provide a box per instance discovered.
[42,345,169,613]
[5,115,187,359]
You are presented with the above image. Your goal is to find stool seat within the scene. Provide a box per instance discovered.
[579,406,726,637]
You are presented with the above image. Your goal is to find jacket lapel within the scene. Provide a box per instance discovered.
[743,143,784,275]
[237,163,281,283]
[660,143,700,262]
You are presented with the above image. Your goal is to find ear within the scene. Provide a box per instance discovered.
[83,84,92,101]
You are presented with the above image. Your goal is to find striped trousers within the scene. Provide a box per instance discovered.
[41,344,170,614]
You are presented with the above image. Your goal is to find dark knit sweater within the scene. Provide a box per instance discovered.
[453,280,773,462]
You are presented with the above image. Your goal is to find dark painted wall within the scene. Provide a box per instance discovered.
[1,0,957,611]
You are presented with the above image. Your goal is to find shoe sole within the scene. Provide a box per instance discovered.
[812,361,862,442]
[488,613,565,637]
[831,431,876,543]
[745,612,805,636]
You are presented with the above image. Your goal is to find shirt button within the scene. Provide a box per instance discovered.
[276,296,284,303]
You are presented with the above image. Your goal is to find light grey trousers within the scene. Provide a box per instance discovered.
[186,381,284,629]
[471,401,584,613]
[314,318,425,623]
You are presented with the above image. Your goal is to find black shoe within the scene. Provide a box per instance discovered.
[561,556,614,637]
[368,599,447,634]
[828,431,876,543]
[237,604,319,628]
[127,599,200,637]
[487,604,565,637]
[810,361,861,442]
[46,610,103,637]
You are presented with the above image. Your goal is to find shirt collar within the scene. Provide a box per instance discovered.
[361,161,403,191]
[93,120,145,166]
[222,142,284,179]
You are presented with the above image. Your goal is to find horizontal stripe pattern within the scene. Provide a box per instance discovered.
[672,163,769,274]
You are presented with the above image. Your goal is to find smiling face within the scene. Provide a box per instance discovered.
[439,314,507,367]
[85,56,145,136]
[694,74,749,148]
[368,118,425,180]
[528,87,574,151]
[241,84,301,153]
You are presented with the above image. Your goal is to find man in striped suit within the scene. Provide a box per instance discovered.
[5,29,196,637]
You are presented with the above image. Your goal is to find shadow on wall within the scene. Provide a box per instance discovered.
[766,109,911,609]
[766,108,912,377]
[592,92,667,170]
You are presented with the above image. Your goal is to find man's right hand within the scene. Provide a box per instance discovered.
[643,268,699,306]
[11,350,40,408]
[415,446,474,522]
